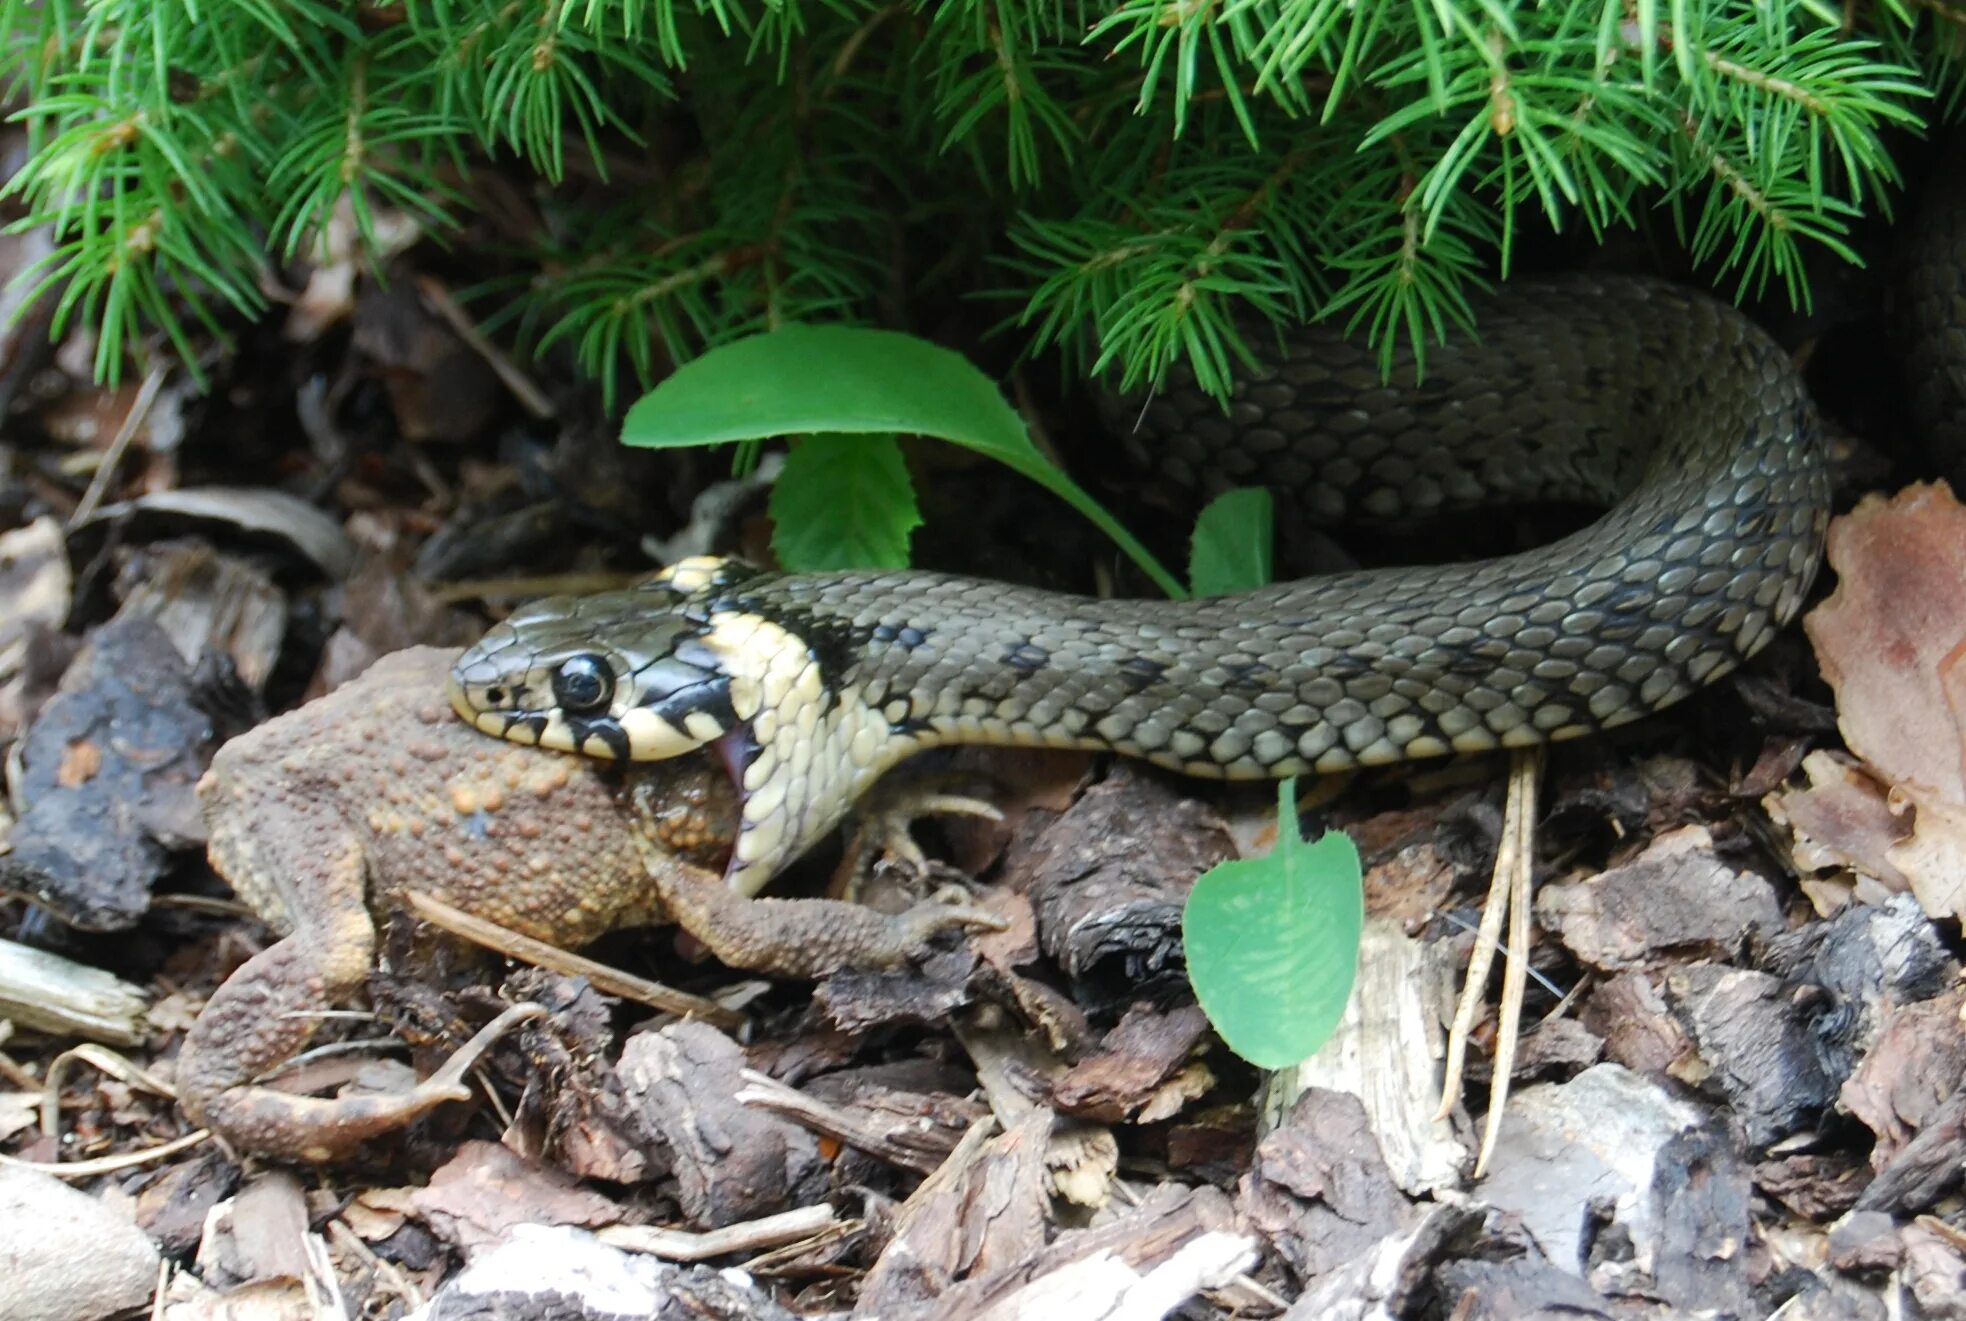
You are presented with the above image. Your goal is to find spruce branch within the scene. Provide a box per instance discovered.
[0,0,1953,403]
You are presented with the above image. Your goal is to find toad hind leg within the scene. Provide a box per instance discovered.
[177,816,539,1164]
[175,895,479,1163]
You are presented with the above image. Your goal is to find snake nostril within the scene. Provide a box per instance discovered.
[486,686,507,706]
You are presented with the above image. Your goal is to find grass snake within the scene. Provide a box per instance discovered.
[449,275,1831,895]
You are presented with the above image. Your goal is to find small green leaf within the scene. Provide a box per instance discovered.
[1189,486,1274,596]
[1184,781,1364,1069]
[621,324,1184,597]
[768,434,920,571]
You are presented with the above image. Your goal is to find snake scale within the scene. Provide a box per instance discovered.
[450,274,1832,895]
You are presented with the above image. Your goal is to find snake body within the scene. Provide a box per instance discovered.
[450,275,1830,895]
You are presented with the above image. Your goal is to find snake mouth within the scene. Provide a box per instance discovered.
[449,666,742,764]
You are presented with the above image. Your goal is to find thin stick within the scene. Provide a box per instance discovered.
[69,365,167,527]
[1436,759,1520,1120]
[1473,747,1542,1176]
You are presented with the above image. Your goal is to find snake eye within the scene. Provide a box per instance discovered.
[552,654,615,715]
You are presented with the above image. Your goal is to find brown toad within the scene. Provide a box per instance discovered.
[180,646,988,1162]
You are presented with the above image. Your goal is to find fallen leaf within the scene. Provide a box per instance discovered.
[1763,750,1911,893]
[1795,481,1966,919]
[1805,482,1966,798]
[1885,784,1966,920]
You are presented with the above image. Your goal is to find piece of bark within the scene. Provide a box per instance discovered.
[0,937,148,1045]
[113,541,287,691]
[854,1109,1052,1316]
[1839,984,1966,1165]
[411,1140,627,1257]
[1013,763,1233,999]
[1465,1014,1603,1084]
[1051,1002,1210,1122]
[813,941,984,1035]
[1345,795,1482,929]
[1477,1062,1748,1311]
[1643,1124,1758,1315]
[1279,1201,1485,1320]
[193,1169,310,1290]
[1770,1277,1893,1321]
[1242,1088,1413,1287]
[1764,894,1955,1083]
[1579,972,1688,1076]
[495,971,658,1186]
[1430,1247,1620,1321]
[1903,1220,1966,1320]
[1165,1104,1259,1180]
[0,616,213,930]
[1665,964,1840,1149]
[1536,824,1785,972]
[617,1021,828,1229]
[743,1019,867,1086]
[1855,1092,1966,1215]
[740,1067,984,1177]
[1269,919,1468,1196]
[903,1181,1247,1321]
[130,1151,240,1258]
[1828,1210,1902,1274]
[1754,1150,1871,1222]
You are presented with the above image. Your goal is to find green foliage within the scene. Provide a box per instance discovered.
[1184,781,1365,1069]
[1189,487,1274,596]
[768,435,920,571]
[0,0,1954,394]
[620,323,1183,590]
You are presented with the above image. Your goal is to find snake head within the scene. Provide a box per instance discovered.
[449,595,746,762]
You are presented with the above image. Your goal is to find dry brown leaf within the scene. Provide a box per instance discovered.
[1805,482,1966,799]
[1798,482,1966,918]
[1884,784,1966,920]
[1763,750,1911,893]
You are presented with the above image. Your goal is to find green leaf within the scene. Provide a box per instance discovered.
[620,324,1185,597]
[1184,781,1364,1070]
[767,434,920,571]
[1189,486,1274,595]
